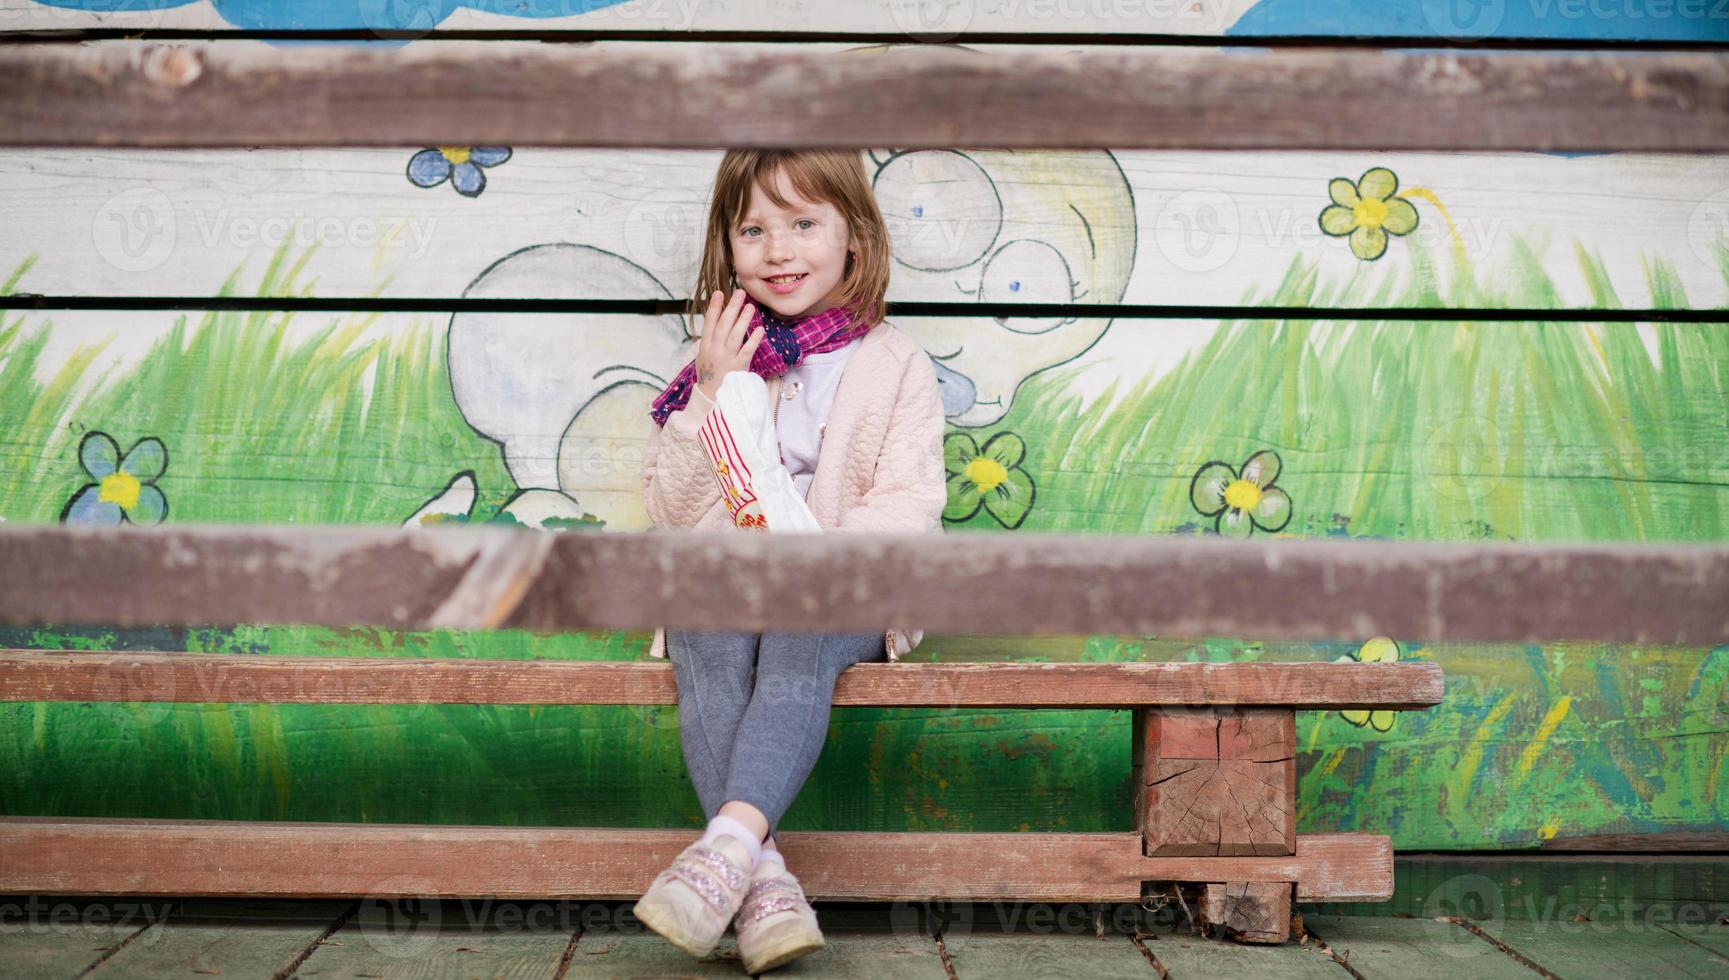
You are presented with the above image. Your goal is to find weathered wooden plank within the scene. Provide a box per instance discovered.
[1302,914,1539,978]
[0,818,1393,903]
[1666,923,1729,958]
[697,922,947,980]
[1203,881,1293,944]
[1470,917,1729,978]
[1141,929,1347,975]
[2,41,1725,151]
[0,895,177,977]
[87,898,353,980]
[941,932,1158,978]
[293,898,577,978]
[6,156,1725,311]
[1306,854,1729,921]
[0,650,1444,709]
[2,524,1725,645]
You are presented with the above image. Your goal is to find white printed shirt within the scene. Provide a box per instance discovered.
[776,335,864,500]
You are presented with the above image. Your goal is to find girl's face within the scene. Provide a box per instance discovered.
[730,170,854,321]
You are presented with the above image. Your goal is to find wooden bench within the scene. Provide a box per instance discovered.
[0,650,1441,944]
[3,526,1726,943]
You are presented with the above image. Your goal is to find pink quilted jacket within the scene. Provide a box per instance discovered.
[640,320,948,662]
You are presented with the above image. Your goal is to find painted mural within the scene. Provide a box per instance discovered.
[14,0,1727,39]
[3,0,1728,849]
[2,130,1725,850]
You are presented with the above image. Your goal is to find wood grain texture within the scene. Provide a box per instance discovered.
[1203,881,1294,944]
[0,817,1393,903]
[0,650,1444,709]
[1,523,1725,645]
[1,41,1725,150]
[1140,710,1296,857]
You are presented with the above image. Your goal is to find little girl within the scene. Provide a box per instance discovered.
[633,149,947,972]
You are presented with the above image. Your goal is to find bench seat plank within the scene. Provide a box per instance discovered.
[0,651,1444,709]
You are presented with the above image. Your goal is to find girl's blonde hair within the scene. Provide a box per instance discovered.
[688,150,891,338]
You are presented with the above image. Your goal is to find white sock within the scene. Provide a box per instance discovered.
[698,815,763,867]
[756,839,785,873]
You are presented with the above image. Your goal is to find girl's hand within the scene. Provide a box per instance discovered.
[694,287,765,402]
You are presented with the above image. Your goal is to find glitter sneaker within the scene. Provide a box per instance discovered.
[632,834,754,958]
[733,859,825,974]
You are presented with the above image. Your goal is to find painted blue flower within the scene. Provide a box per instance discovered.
[60,432,169,526]
[407,146,511,197]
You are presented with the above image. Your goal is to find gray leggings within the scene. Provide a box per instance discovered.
[667,629,886,839]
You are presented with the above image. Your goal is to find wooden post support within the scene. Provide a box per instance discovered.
[1201,881,1295,945]
[1136,708,1296,857]
[1133,707,1298,943]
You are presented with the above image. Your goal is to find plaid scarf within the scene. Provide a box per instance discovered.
[649,302,872,427]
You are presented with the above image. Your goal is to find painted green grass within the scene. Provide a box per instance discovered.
[951,235,1729,846]
[0,243,517,527]
[979,237,1729,543]
[2,235,1726,846]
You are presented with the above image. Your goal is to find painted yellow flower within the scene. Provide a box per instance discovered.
[944,430,1035,529]
[1318,167,1419,261]
[1189,450,1292,539]
[1335,635,1401,731]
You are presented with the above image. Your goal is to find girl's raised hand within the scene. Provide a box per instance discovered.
[694,287,764,402]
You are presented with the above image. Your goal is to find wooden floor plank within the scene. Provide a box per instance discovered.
[1472,918,1729,979]
[558,934,746,977]
[0,896,173,977]
[759,906,948,978]
[294,898,575,979]
[1140,930,1349,977]
[86,898,350,979]
[942,931,1157,977]
[1302,914,1538,978]
[571,906,950,980]
[1664,922,1729,958]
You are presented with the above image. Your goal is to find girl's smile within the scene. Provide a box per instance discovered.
[762,272,809,295]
